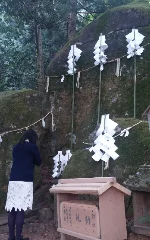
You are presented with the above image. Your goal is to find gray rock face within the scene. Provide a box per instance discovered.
[38,208,53,223]
[124,165,150,191]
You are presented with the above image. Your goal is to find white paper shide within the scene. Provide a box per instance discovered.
[120,128,130,137]
[61,75,65,83]
[52,150,72,178]
[126,29,145,58]
[46,77,50,93]
[94,35,108,71]
[67,45,82,75]
[89,115,119,169]
[42,118,46,128]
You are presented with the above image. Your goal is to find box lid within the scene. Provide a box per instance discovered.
[50,177,131,196]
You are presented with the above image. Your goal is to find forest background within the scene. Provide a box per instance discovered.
[0,0,134,91]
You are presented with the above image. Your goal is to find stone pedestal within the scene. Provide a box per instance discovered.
[124,165,150,237]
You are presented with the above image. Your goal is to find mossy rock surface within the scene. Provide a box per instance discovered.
[63,118,150,182]
[124,166,150,191]
[45,2,150,153]
[0,90,42,213]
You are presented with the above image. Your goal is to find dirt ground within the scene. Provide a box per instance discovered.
[0,214,150,240]
[1,221,150,240]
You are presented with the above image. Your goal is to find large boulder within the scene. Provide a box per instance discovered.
[45,1,150,150]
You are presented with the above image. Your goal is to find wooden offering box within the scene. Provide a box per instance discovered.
[50,177,131,240]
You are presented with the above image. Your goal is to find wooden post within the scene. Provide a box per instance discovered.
[35,24,45,93]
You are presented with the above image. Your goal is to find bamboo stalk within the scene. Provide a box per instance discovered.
[97,33,103,124]
[134,54,137,118]
[133,28,137,119]
[97,69,102,124]
[71,45,75,150]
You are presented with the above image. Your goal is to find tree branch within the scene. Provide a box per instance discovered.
[77,11,104,14]
[77,13,95,22]
[77,0,96,18]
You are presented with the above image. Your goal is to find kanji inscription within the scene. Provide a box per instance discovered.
[60,201,100,238]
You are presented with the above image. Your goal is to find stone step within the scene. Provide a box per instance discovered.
[0,234,8,240]
[0,214,7,226]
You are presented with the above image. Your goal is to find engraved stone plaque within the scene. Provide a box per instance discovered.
[60,201,100,238]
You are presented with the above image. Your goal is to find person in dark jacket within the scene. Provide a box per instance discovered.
[5,129,42,240]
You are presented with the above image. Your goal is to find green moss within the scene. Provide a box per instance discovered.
[129,0,149,8]
[0,90,42,212]
[114,3,150,11]
[115,119,150,177]
[63,150,101,179]
[0,89,33,99]
[63,118,150,182]
[0,90,40,127]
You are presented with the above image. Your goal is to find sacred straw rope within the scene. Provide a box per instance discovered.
[83,120,146,146]
[0,111,51,137]
[47,43,150,79]
[114,120,144,138]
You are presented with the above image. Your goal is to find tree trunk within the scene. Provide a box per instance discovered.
[35,24,45,93]
[68,0,77,41]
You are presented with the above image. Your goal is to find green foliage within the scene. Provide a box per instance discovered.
[0,0,68,91]
[0,0,139,91]
[0,14,37,90]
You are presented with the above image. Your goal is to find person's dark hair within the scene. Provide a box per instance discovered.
[19,129,38,144]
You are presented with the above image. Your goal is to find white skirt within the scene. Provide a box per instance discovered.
[5,181,33,212]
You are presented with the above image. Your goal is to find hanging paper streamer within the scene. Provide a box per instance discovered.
[93,34,108,71]
[61,75,65,83]
[52,150,72,178]
[120,128,130,137]
[52,151,61,178]
[126,29,145,118]
[51,107,55,132]
[67,45,82,75]
[76,71,81,88]
[94,34,108,123]
[115,58,121,77]
[68,44,82,149]
[89,115,119,170]
[42,118,46,128]
[46,77,50,93]
[126,29,145,58]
